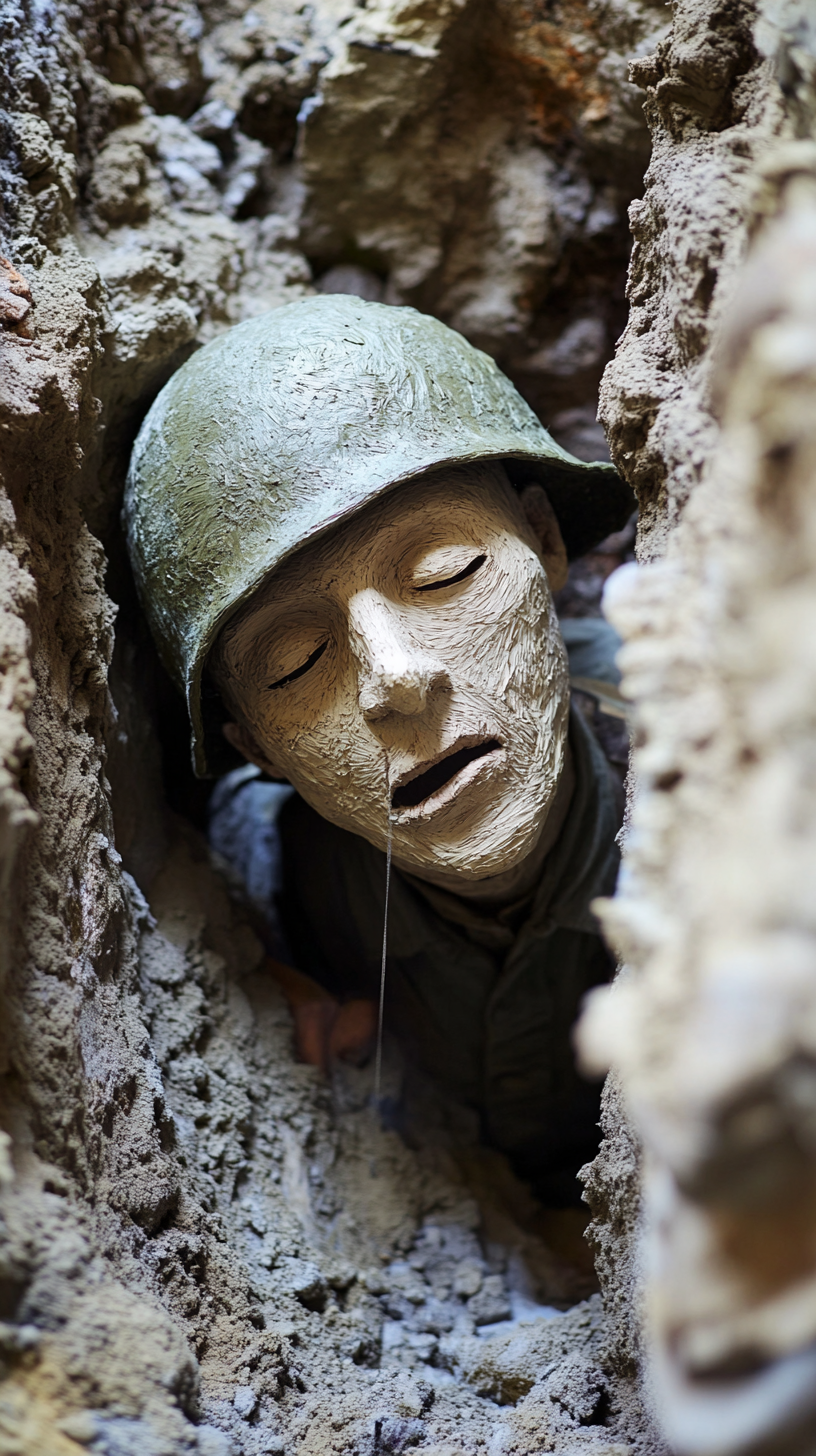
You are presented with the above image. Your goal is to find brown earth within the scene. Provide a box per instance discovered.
[1,0,813,1452]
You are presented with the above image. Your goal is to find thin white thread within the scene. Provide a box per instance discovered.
[373,797,393,1107]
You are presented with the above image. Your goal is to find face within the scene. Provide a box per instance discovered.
[215,463,570,883]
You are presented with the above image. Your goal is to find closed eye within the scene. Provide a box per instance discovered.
[268,640,328,690]
[416,554,487,592]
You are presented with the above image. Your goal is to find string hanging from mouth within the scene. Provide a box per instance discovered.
[373,774,393,1108]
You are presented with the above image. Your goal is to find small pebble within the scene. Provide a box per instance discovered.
[233,1385,258,1420]
[56,1411,97,1445]
[452,1259,483,1298]
[197,1426,233,1456]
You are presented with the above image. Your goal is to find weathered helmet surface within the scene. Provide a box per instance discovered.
[124,295,634,776]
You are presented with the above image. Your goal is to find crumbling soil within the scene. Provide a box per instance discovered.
[0,0,766,1449]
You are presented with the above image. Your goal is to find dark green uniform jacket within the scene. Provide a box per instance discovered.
[209,618,623,1207]
[278,706,620,1206]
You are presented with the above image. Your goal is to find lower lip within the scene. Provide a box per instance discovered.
[393,745,506,823]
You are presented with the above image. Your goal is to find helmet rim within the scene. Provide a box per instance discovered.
[124,296,634,776]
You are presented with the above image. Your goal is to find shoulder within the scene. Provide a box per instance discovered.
[559,615,622,686]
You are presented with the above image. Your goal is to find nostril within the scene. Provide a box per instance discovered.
[391,681,428,714]
[428,668,450,695]
[359,688,392,721]
[359,671,428,719]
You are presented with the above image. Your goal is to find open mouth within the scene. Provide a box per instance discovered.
[392,739,503,811]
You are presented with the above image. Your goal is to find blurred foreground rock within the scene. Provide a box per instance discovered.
[0,0,664,1451]
[582,4,816,1454]
[1,0,815,1451]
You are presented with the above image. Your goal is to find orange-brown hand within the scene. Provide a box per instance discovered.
[265,957,377,1074]
[329,998,377,1066]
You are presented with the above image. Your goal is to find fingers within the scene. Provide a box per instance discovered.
[294,997,378,1072]
[293,999,339,1074]
[329,998,378,1066]
[264,961,377,1073]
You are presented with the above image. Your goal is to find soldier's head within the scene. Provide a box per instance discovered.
[125,297,632,882]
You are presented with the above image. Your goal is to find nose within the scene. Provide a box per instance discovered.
[348,589,450,721]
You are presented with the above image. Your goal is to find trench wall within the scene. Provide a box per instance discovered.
[0,0,813,1452]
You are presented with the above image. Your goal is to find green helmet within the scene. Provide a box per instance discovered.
[124,295,634,777]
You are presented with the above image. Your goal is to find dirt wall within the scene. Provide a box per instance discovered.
[0,1,664,1451]
[1,0,814,1452]
[581,3,816,1453]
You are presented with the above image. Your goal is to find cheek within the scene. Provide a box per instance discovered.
[452,558,555,697]
[253,685,387,811]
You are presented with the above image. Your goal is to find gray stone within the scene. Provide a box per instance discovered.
[468,1275,512,1327]
[452,1259,483,1298]
[233,1385,258,1420]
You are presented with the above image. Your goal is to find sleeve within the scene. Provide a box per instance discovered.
[560,615,629,781]
[275,792,378,1002]
[207,766,296,961]
[559,615,623,685]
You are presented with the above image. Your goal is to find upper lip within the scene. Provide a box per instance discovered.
[391,735,503,812]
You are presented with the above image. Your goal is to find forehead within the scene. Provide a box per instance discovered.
[212,463,531,678]
[246,461,521,598]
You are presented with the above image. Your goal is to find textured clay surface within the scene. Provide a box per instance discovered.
[0,0,666,1450]
[9,0,814,1452]
[581,2,816,1452]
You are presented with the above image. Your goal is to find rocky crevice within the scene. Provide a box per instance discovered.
[4,0,794,1449]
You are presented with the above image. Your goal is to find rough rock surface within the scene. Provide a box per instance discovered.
[0,0,669,1450]
[599,0,793,555]
[8,0,813,1451]
[580,2,816,1453]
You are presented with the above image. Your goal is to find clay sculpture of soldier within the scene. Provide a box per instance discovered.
[125,296,634,1208]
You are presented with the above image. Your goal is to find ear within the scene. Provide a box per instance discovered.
[519,483,569,592]
[222,721,286,780]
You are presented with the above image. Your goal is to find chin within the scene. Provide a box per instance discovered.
[394,797,548,881]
